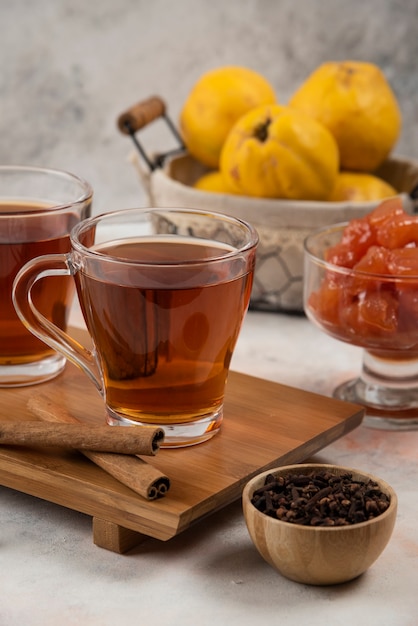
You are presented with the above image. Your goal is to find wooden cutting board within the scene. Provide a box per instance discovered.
[0,329,364,553]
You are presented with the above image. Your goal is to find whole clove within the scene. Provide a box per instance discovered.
[251,469,390,526]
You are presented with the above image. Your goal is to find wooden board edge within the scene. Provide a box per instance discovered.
[174,405,365,534]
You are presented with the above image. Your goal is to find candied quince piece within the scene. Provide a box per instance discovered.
[354,245,392,275]
[345,291,398,337]
[388,247,418,276]
[325,242,357,267]
[345,246,392,298]
[376,214,418,249]
[397,289,418,346]
[326,219,376,268]
[367,197,405,229]
[342,218,376,260]
[308,275,350,326]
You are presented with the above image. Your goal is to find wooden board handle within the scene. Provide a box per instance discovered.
[117,96,166,134]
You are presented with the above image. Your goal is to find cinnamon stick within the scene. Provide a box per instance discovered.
[27,394,170,501]
[0,421,164,455]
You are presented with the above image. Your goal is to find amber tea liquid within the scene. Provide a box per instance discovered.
[76,237,254,425]
[0,201,74,364]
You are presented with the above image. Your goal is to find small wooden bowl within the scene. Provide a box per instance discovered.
[242,463,397,585]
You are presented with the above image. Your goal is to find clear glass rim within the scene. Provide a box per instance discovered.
[0,164,93,215]
[71,206,259,267]
[304,220,418,282]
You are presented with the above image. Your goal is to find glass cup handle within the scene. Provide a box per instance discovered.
[12,254,102,393]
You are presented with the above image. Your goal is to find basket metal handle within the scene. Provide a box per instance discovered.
[117,96,185,171]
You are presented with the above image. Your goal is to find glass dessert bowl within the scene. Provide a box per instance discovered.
[304,198,418,429]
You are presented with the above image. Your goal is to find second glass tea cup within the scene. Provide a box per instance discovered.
[0,165,92,386]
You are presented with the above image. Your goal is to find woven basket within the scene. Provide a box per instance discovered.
[117,96,418,312]
[131,152,418,312]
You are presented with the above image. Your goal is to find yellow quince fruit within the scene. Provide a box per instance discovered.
[329,172,397,202]
[289,61,402,172]
[193,171,238,194]
[220,104,339,200]
[179,66,276,169]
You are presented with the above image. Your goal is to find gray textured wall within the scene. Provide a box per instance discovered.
[2,0,418,214]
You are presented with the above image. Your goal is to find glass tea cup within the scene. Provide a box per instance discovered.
[0,165,92,386]
[13,207,258,447]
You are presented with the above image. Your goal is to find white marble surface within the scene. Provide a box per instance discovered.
[1,306,418,626]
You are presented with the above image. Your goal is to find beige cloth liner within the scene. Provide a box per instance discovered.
[130,153,418,312]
